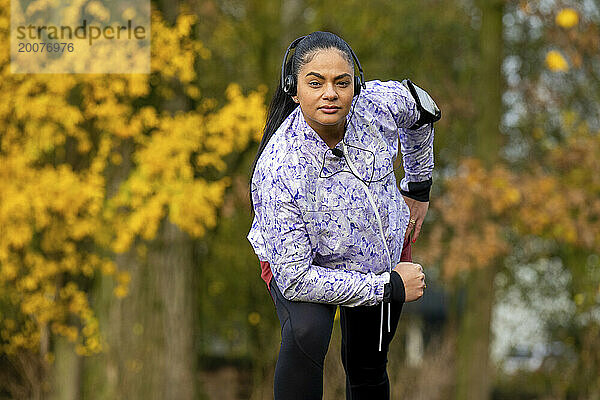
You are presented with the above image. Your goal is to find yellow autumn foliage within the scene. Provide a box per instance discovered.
[556,8,579,29]
[0,0,266,357]
[546,50,569,72]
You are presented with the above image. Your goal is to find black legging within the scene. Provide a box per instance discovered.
[268,279,404,400]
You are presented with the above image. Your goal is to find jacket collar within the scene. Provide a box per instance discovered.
[295,119,374,182]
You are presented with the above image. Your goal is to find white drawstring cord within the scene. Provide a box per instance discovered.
[378,301,393,352]
[379,301,393,352]
[379,302,383,351]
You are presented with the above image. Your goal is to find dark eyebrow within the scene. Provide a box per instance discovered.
[305,72,352,80]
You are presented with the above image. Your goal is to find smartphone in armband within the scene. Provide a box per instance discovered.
[401,79,441,129]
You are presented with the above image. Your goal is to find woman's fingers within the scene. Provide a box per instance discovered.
[412,204,428,242]
[405,220,413,242]
[402,194,430,243]
[405,213,421,242]
[413,217,423,242]
[404,205,415,242]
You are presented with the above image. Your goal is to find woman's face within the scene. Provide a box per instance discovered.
[292,48,354,135]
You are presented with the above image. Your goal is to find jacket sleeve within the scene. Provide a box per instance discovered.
[254,169,390,307]
[365,80,435,201]
[398,123,434,201]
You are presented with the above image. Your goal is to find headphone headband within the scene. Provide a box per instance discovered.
[280,35,366,96]
[281,36,306,94]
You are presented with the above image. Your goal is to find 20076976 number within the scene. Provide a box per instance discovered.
[17,42,74,53]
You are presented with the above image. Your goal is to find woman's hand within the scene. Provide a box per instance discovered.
[402,195,429,244]
[393,262,425,302]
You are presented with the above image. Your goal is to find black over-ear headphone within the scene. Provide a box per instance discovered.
[281,35,365,97]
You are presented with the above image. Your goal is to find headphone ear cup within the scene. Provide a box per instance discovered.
[283,75,296,96]
[283,75,291,94]
[354,76,362,97]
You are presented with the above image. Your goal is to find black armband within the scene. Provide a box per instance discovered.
[401,79,441,130]
[400,178,432,202]
[384,271,406,304]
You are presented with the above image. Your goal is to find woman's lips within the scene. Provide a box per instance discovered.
[319,106,340,114]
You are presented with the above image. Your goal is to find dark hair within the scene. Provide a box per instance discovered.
[249,31,356,212]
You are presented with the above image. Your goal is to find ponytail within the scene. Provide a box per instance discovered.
[249,66,298,213]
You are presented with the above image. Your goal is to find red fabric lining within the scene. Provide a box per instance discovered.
[259,260,273,292]
[400,235,412,262]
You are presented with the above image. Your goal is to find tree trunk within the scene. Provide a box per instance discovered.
[50,335,83,400]
[455,1,504,399]
[455,264,498,400]
[85,218,198,400]
[83,0,199,396]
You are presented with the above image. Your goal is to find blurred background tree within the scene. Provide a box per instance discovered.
[0,1,265,399]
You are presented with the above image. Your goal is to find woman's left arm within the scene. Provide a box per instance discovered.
[361,79,437,194]
[361,80,439,242]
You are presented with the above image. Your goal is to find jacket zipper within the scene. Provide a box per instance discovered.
[344,143,393,352]
[343,143,393,270]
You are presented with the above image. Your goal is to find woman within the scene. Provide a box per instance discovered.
[247,31,439,399]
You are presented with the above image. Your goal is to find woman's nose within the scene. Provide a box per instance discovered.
[322,83,338,99]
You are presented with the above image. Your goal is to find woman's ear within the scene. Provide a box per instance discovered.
[292,96,299,103]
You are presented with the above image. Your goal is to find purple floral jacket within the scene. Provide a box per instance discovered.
[247,79,434,307]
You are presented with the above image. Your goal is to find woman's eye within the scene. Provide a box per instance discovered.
[309,81,321,87]
[338,81,350,87]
